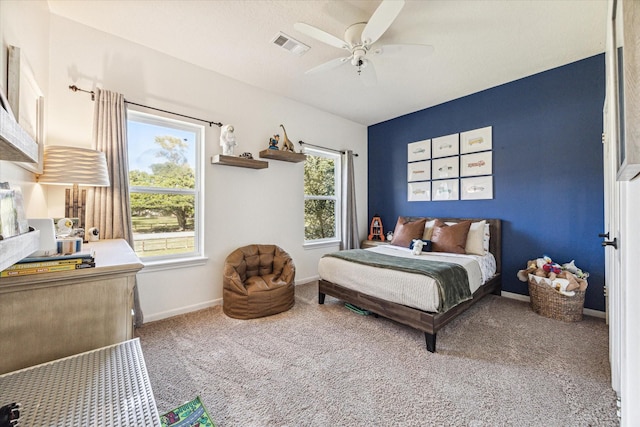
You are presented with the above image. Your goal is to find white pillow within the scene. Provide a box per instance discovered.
[423,219,436,240]
[445,220,488,255]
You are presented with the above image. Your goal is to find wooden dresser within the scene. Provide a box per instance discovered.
[0,239,144,374]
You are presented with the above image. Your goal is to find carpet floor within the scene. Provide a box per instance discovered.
[136,281,618,426]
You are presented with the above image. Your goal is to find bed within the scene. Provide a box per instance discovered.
[318,217,502,353]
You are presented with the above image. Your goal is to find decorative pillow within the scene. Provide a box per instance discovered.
[465,220,487,255]
[390,217,427,248]
[431,219,472,254]
[422,219,436,240]
[409,239,432,252]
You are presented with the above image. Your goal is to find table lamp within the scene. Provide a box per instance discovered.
[37,145,110,229]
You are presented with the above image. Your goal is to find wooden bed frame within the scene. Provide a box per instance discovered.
[318,218,502,353]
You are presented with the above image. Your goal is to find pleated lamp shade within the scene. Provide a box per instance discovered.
[38,145,110,187]
[37,145,110,230]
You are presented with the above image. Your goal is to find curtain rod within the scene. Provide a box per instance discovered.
[68,85,223,127]
[298,140,358,157]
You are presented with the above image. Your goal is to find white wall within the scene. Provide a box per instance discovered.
[45,15,368,321]
[0,0,49,217]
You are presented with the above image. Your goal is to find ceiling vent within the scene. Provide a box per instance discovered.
[271,32,310,56]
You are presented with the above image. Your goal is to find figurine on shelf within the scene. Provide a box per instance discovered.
[268,134,280,150]
[279,124,295,152]
[220,124,237,155]
[239,152,253,159]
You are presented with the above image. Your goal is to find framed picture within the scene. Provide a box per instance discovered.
[461,176,493,200]
[407,160,430,182]
[407,139,431,162]
[431,156,459,180]
[8,46,45,174]
[408,181,430,202]
[432,133,459,158]
[432,179,459,201]
[460,126,492,154]
[613,0,640,180]
[461,151,492,177]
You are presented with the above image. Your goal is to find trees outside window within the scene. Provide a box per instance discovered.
[127,110,203,260]
[304,148,341,243]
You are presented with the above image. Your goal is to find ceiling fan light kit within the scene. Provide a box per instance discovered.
[294,0,433,85]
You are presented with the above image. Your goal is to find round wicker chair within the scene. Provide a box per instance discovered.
[223,244,295,319]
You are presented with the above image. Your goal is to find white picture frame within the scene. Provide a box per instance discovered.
[432,179,459,201]
[431,157,459,180]
[407,160,430,182]
[461,151,492,177]
[461,176,493,200]
[408,181,431,202]
[431,133,459,158]
[8,46,45,174]
[460,126,492,154]
[407,139,431,162]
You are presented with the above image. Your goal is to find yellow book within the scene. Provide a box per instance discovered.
[1,263,92,277]
[4,258,89,271]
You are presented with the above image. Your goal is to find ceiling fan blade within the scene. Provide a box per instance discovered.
[371,43,435,57]
[305,56,351,74]
[361,0,405,45]
[359,59,377,87]
[294,22,348,50]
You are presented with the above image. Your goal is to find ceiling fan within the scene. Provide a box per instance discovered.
[294,0,433,86]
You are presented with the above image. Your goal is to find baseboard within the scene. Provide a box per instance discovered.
[501,291,605,319]
[296,275,319,285]
[143,298,222,323]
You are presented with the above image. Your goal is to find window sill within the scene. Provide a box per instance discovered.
[303,240,341,250]
[139,255,208,273]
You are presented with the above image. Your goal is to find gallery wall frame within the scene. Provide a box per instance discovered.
[432,133,459,158]
[407,139,431,162]
[431,156,459,180]
[432,179,459,201]
[408,181,431,202]
[408,160,430,182]
[8,46,45,174]
[460,126,492,154]
[461,176,493,200]
[461,151,492,177]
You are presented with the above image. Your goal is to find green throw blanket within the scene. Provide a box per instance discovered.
[323,249,472,312]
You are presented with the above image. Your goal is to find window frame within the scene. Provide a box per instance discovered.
[126,109,205,264]
[303,147,341,246]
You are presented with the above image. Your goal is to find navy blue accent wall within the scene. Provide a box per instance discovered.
[368,54,605,311]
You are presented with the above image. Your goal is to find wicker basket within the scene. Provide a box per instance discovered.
[528,274,586,322]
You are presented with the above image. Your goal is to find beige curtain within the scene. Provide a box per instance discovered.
[85,88,143,326]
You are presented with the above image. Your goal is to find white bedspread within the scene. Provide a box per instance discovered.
[318,245,496,313]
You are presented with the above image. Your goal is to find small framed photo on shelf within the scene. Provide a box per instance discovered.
[461,176,493,200]
[408,182,431,202]
[432,133,459,158]
[461,151,492,177]
[431,157,459,180]
[460,126,492,154]
[407,139,431,162]
[408,160,430,182]
[432,179,459,201]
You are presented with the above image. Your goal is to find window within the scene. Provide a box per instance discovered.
[303,148,341,244]
[127,110,203,261]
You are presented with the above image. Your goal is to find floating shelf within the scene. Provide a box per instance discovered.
[0,105,38,163]
[259,149,306,163]
[211,154,268,169]
[0,230,40,272]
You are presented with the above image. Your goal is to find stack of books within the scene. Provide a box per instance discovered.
[1,249,95,277]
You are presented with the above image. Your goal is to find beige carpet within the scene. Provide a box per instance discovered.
[136,281,618,426]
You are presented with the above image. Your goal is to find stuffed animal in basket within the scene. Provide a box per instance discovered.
[517,256,588,292]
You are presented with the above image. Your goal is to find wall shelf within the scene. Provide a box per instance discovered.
[0,229,40,272]
[259,149,306,163]
[211,154,268,169]
[0,105,38,163]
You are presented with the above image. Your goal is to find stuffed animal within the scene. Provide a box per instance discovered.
[411,239,424,255]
